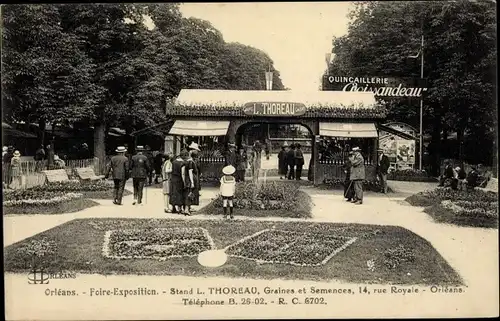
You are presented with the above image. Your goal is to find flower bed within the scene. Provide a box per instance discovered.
[103,227,215,259]
[3,190,99,215]
[388,169,437,182]
[225,229,357,267]
[405,188,498,228]
[199,181,312,218]
[321,179,386,192]
[4,218,463,285]
[26,180,132,199]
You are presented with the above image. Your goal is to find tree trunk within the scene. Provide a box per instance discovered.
[430,116,442,177]
[457,126,465,167]
[94,121,106,175]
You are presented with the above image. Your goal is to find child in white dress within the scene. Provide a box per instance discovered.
[220,165,236,219]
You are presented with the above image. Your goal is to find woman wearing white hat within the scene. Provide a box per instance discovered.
[10,150,22,188]
[220,165,236,219]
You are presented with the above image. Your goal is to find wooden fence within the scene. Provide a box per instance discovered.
[2,157,101,189]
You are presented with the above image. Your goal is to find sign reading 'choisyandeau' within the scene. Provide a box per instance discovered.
[243,102,307,116]
[323,76,428,98]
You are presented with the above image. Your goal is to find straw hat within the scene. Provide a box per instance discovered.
[377,148,384,152]
[115,146,127,153]
[13,150,21,157]
[228,142,236,148]
[188,142,200,151]
[136,145,145,151]
[352,147,360,151]
[222,165,236,175]
[283,142,289,147]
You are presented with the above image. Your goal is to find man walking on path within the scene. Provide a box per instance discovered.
[130,146,150,205]
[349,147,365,205]
[377,148,390,193]
[105,146,129,205]
[286,144,296,180]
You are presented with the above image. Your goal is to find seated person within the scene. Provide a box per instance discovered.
[456,166,467,190]
[439,160,458,189]
[477,164,492,188]
[466,165,480,190]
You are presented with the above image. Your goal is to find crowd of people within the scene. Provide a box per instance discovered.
[106,142,202,216]
[439,160,492,191]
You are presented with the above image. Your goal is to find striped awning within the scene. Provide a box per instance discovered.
[169,120,230,136]
[319,122,378,138]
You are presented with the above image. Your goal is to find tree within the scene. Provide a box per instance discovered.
[326,0,496,172]
[2,4,100,145]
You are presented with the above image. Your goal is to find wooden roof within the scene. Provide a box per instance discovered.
[167,89,387,119]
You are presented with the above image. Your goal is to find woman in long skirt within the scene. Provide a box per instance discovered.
[162,154,173,213]
[169,152,187,213]
[182,150,200,215]
[343,154,355,201]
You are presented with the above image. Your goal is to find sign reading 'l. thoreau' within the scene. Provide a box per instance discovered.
[323,75,428,98]
[243,102,307,116]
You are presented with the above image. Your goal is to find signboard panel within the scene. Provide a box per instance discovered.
[396,139,416,167]
[243,102,306,116]
[322,75,427,99]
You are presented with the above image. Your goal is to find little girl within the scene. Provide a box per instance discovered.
[220,165,236,219]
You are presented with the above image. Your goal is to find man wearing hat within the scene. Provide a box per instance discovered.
[129,146,151,205]
[349,147,365,204]
[286,143,296,180]
[377,148,390,194]
[105,146,130,205]
[220,165,237,219]
[277,142,289,179]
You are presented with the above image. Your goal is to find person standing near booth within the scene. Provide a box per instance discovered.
[349,147,365,205]
[278,142,288,179]
[294,143,305,180]
[286,144,296,180]
[343,151,355,201]
[129,146,150,205]
[235,146,247,182]
[377,148,390,194]
[105,146,129,205]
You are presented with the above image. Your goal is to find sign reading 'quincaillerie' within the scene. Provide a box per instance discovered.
[323,75,428,98]
[243,102,307,116]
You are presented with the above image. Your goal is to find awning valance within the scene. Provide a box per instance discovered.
[319,122,378,138]
[169,120,230,136]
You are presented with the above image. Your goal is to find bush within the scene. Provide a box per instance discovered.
[199,181,312,218]
[406,188,498,207]
[406,187,498,228]
[4,180,131,199]
[388,169,437,182]
[322,179,384,192]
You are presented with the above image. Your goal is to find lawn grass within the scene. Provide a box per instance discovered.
[3,218,463,285]
[198,189,312,219]
[3,198,100,215]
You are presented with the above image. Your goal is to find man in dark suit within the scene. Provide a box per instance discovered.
[349,147,365,205]
[377,148,390,193]
[286,144,296,180]
[224,142,237,167]
[294,143,305,180]
[105,146,129,205]
[130,145,150,205]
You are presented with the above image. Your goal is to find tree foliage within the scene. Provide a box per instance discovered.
[2,3,286,162]
[327,0,496,165]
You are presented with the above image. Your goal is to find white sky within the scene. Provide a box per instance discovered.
[177,2,353,91]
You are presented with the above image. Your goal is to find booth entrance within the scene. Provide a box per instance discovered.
[164,89,387,184]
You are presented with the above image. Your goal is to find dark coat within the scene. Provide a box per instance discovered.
[286,150,295,165]
[294,149,305,166]
[278,149,287,174]
[378,154,390,174]
[225,150,237,167]
[106,154,129,180]
[129,153,150,178]
[349,152,365,180]
[235,152,247,170]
